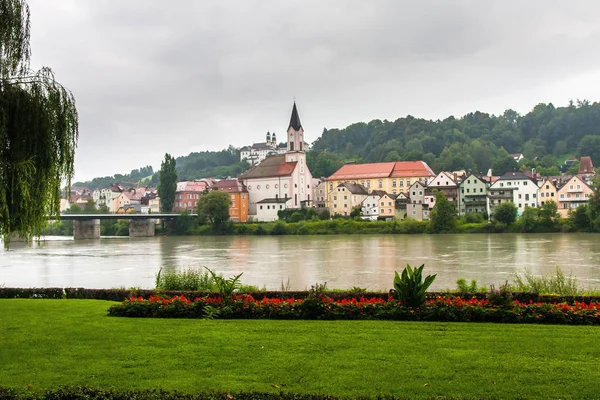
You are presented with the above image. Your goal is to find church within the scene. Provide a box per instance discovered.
[238,102,314,221]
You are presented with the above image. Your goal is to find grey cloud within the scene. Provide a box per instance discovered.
[25,0,600,181]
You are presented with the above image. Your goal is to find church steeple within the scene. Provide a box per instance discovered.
[287,102,304,152]
[288,102,302,131]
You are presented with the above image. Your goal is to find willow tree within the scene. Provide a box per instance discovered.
[0,0,79,246]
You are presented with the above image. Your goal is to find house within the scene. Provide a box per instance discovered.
[327,182,368,217]
[458,173,489,216]
[173,181,210,213]
[325,161,435,196]
[394,192,409,219]
[212,179,249,223]
[378,193,397,220]
[578,156,595,180]
[488,171,538,216]
[149,197,160,213]
[255,197,292,222]
[427,171,459,209]
[314,181,328,209]
[510,153,524,162]
[361,190,386,221]
[538,179,558,207]
[93,184,125,210]
[404,181,430,221]
[240,131,305,166]
[238,102,314,221]
[556,175,594,217]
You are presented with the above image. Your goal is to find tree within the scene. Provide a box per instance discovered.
[158,153,177,212]
[83,199,96,213]
[429,190,457,233]
[517,206,538,233]
[195,190,232,230]
[538,201,560,231]
[1,0,79,246]
[492,202,518,225]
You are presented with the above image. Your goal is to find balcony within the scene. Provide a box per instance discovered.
[488,193,513,200]
[464,192,486,197]
[463,200,487,206]
[567,187,583,193]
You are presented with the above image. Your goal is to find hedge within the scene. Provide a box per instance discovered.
[0,386,426,400]
[107,294,600,325]
[2,287,600,305]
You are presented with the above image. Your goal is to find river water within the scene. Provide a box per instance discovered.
[2,234,600,291]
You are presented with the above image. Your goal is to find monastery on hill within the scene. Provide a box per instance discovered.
[238,103,314,221]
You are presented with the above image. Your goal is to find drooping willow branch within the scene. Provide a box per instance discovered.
[1,0,79,247]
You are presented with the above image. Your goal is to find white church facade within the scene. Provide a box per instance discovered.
[238,103,314,221]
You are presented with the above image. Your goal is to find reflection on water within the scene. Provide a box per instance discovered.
[1,234,600,291]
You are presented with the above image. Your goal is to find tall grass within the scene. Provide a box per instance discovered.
[512,266,581,296]
[155,267,262,292]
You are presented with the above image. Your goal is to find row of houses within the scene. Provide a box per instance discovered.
[314,165,595,221]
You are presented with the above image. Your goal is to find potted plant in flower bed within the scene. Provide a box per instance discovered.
[108,265,600,325]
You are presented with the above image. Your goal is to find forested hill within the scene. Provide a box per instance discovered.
[76,100,600,188]
[307,100,600,177]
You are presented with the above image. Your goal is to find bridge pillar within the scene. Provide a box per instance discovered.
[73,219,100,240]
[129,219,156,238]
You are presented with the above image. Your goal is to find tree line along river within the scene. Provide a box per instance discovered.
[1,233,600,291]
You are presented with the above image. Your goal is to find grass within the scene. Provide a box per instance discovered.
[1,300,600,399]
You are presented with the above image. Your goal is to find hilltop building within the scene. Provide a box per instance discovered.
[239,102,314,220]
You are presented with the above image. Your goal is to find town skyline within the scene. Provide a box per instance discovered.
[27,1,600,181]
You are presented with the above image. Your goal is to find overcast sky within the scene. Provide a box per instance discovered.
[27,1,600,182]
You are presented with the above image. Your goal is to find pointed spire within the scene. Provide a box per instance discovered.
[288,102,302,131]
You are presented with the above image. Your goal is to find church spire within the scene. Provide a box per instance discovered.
[288,102,302,131]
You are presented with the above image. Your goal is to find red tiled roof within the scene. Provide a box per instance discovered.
[579,156,594,174]
[238,155,297,179]
[327,162,395,180]
[214,179,248,193]
[176,181,209,193]
[390,161,435,178]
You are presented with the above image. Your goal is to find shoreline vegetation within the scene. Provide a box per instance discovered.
[40,212,600,237]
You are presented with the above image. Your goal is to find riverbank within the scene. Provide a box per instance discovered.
[2,299,599,399]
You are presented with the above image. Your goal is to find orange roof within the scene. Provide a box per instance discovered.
[327,162,395,180]
[214,179,248,193]
[390,161,435,178]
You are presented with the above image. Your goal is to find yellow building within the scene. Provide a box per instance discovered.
[325,161,435,196]
[326,182,369,217]
[538,179,558,207]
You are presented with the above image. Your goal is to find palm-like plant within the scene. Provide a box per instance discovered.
[392,264,436,308]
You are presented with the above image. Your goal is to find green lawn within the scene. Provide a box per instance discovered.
[1,300,599,399]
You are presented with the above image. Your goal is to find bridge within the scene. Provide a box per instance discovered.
[49,213,197,240]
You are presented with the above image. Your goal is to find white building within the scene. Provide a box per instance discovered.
[255,197,292,222]
[489,171,538,216]
[361,190,387,221]
[239,102,314,221]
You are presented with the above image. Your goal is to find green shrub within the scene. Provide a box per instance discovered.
[392,264,436,308]
[270,220,287,235]
[512,266,581,296]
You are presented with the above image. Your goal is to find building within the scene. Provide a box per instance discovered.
[361,190,387,221]
[327,182,368,217]
[405,181,430,221]
[173,181,210,213]
[325,161,435,195]
[213,179,249,223]
[578,156,595,181]
[458,173,489,216]
[314,181,328,209]
[378,193,397,220]
[255,197,292,222]
[93,184,125,210]
[238,102,314,221]
[538,179,558,207]
[556,175,594,217]
[488,171,538,216]
[240,131,287,166]
[427,171,459,209]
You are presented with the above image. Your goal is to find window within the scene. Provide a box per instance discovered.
[546,185,549,190]
[242,194,246,199]
[380,201,384,206]
[388,202,392,206]
[466,188,470,193]
[232,202,235,207]
[518,194,522,199]
[266,184,270,189]
[399,181,404,187]
[560,194,564,199]
[524,181,527,186]
[344,204,347,208]
[260,205,263,210]
[418,191,422,196]
[388,208,392,214]
[280,205,283,209]
[541,193,544,197]
[267,205,270,210]
[392,180,397,187]
[519,203,522,208]
[344,196,347,200]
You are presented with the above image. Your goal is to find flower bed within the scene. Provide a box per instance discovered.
[107,294,600,325]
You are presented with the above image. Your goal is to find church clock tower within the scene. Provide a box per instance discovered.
[287,102,304,152]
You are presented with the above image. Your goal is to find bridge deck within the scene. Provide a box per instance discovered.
[50,213,197,221]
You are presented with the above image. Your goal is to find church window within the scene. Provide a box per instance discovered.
[266,184,270,189]
[260,206,263,210]
[274,184,278,189]
[248,185,252,190]
[290,142,294,151]
[284,184,288,188]
[267,205,270,210]
[257,185,261,190]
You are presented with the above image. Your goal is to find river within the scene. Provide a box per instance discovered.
[1,233,600,291]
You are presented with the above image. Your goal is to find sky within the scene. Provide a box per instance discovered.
[27,1,600,182]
